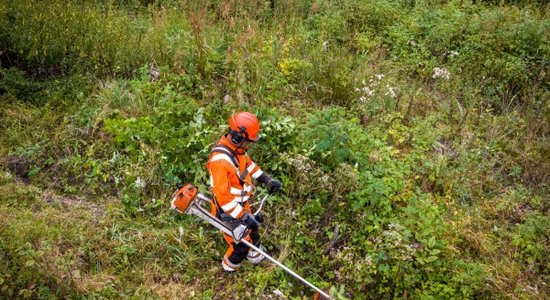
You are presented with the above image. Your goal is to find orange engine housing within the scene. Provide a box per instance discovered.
[171,183,198,213]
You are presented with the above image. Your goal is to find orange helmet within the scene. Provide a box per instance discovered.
[228,112,260,143]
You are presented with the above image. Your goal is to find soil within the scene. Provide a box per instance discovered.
[4,155,31,183]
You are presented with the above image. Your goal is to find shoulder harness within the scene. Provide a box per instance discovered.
[210,144,249,184]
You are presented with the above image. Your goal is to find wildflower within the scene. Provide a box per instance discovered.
[135,176,146,188]
[446,50,459,57]
[364,255,373,266]
[432,67,450,80]
[362,87,374,97]
[385,85,396,98]
[110,151,119,162]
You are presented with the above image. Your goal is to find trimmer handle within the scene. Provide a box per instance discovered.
[253,194,269,216]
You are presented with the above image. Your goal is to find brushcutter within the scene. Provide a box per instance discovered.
[170,183,332,300]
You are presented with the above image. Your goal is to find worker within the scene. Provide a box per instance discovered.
[207,112,282,272]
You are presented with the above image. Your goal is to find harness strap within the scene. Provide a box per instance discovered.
[210,144,247,184]
[209,144,255,219]
[211,145,239,167]
[211,194,241,226]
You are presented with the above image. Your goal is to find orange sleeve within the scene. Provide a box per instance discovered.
[208,161,245,219]
[245,155,264,180]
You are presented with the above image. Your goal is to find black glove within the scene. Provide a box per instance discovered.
[240,213,261,231]
[257,173,282,194]
[255,212,263,224]
[267,179,282,194]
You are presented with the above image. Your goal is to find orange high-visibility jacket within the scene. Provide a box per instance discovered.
[206,136,264,219]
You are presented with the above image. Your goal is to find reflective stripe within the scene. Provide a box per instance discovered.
[210,154,237,167]
[248,251,261,259]
[211,146,238,167]
[229,204,243,218]
[223,255,241,269]
[222,256,241,272]
[247,162,257,173]
[221,200,238,212]
[222,260,236,272]
[230,195,249,203]
[231,186,253,199]
[251,169,264,179]
[230,187,244,195]
[209,173,214,187]
[210,153,243,178]
[246,247,265,264]
[234,195,250,203]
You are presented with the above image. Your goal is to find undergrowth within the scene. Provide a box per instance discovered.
[1,0,549,299]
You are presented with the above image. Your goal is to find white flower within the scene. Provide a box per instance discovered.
[135,176,146,188]
[432,67,451,80]
[446,50,459,57]
[385,85,396,98]
[362,87,374,96]
[376,74,384,80]
[110,151,119,162]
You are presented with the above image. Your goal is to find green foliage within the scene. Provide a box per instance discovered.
[0,0,145,76]
[0,0,549,299]
[385,2,550,112]
[0,68,43,102]
[249,111,298,176]
[304,108,354,170]
[103,90,221,213]
[512,214,550,273]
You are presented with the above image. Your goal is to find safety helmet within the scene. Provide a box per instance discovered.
[228,112,260,143]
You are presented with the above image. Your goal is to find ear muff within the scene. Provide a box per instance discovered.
[230,126,248,144]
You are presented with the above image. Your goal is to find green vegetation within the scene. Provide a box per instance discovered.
[1,0,549,299]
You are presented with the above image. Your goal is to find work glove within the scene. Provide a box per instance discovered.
[267,178,282,194]
[240,212,262,231]
[255,212,263,224]
[257,173,282,194]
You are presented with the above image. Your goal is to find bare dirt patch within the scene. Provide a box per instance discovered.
[3,155,31,183]
[43,190,105,219]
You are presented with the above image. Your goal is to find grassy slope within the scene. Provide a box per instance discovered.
[1,0,549,299]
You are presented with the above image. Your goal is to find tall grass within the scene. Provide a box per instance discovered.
[1,0,549,299]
